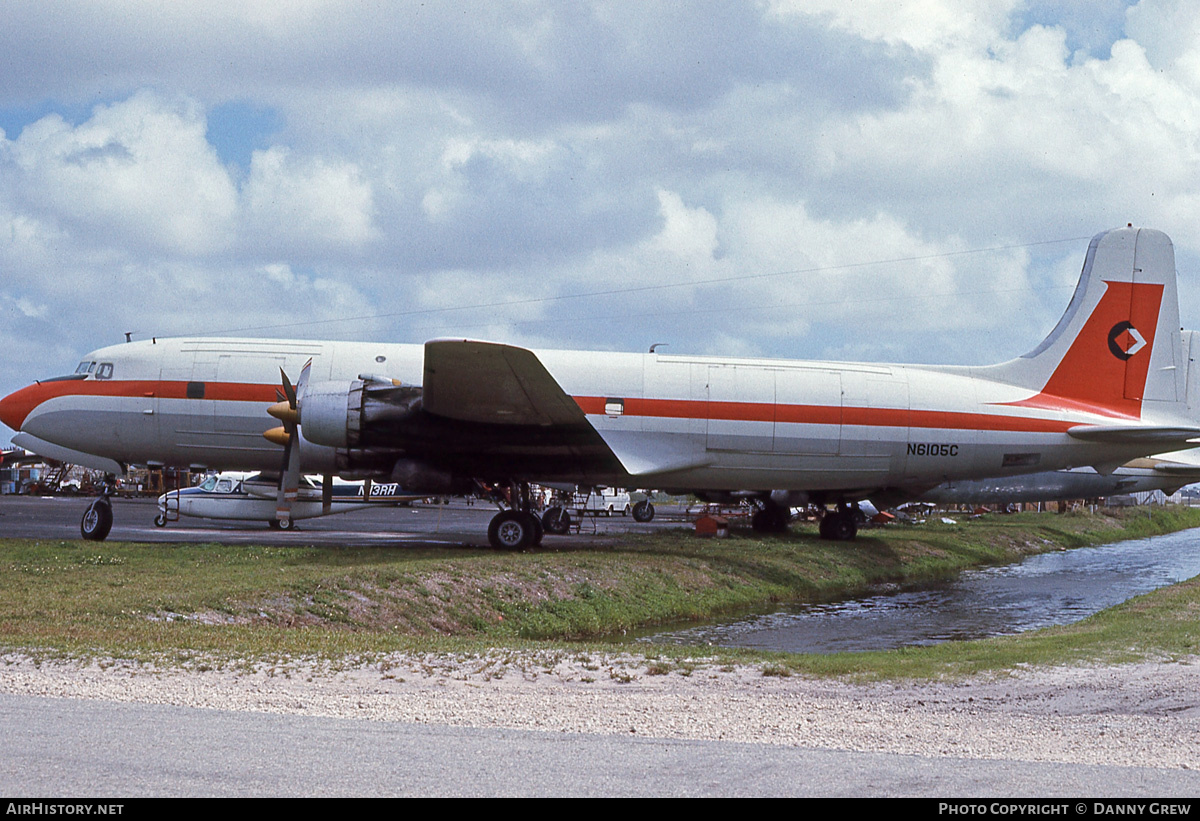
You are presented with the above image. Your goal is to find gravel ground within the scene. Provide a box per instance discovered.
[1,651,1198,769]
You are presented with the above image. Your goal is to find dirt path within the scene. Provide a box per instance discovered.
[2,651,1198,769]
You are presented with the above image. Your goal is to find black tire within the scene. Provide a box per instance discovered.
[488,510,533,551]
[752,505,789,533]
[154,514,167,528]
[269,518,295,531]
[542,507,571,535]
[632,501,655,522]
[821,511,858,541]
[81,500,113,541]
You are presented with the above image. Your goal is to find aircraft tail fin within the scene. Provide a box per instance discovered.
[986,226,1183,420]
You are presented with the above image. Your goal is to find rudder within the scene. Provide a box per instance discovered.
[989,227,1182,419]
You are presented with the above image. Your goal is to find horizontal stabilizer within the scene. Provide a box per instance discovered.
[422,339,588,426]
[1066,425,1200,445]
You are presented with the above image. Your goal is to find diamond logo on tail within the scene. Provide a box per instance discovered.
[1107,321,1147,360]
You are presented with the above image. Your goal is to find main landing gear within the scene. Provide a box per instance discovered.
[750,499,861,541]
[751,503,791,534]
[487,481,544,551]
[631,500,655,522]
[818,504,859,542]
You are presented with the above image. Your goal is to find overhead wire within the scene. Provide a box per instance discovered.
[180,234,1092,338]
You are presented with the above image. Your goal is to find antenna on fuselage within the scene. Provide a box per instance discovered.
[649,342,668,353]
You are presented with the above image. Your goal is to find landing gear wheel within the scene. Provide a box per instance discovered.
[819,511,858,541]
[542,507,571,535]
[488,510,534,551]
[154,514,167,528]
[632,500,655,522]
[752,505,790,533]
[269,518,295,531]
[81,499,113,542]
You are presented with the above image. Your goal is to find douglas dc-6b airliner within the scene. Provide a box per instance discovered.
[2,226,1197,548]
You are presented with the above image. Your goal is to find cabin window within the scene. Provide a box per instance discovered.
[605,398,625,416]
[187,381,205,399]
[95,363,113,380]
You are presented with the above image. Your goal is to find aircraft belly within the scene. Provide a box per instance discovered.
[706,419,774,453]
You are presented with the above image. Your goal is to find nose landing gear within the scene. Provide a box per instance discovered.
[81,476,118,541]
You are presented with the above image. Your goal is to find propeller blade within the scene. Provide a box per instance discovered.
[295,358,313,403]
[272,362,308,526]
[280,368,297,408]
[276,428,300,525]
[322,473,333,515]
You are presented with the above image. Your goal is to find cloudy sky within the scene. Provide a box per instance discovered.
[3,0,1200,441]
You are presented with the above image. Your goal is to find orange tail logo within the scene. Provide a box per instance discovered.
[1005,281,1164,419]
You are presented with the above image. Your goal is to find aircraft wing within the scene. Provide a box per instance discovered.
[419,339,708,478]
[422,339,588,427]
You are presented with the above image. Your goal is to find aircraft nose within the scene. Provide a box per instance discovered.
[0,383,42,432]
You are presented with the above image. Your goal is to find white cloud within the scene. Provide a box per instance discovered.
[242,146,377,253]
[648,190,719,264]
[5,2,1200,411]
[7,91,237,256]
[769,0,1017,51]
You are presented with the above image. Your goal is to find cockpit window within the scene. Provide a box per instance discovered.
[75,361,96,375]
[198,476,218,492]
[215,479,233,493]
[95,363,113,380]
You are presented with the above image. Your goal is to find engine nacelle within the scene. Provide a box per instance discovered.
[299,378,424,449]
[299,380,362,448]
[390,458,475,495]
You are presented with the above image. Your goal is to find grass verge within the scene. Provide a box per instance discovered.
[1,505,1198,677]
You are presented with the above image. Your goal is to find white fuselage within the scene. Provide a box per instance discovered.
[6,335,1189,496]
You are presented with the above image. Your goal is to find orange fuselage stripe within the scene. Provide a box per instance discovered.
[5,380,1085,436]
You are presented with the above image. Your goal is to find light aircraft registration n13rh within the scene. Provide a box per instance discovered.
[2,226,1198,548]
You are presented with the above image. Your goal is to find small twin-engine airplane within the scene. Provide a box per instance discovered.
[155,472,427,529]
[2,226,1197,548]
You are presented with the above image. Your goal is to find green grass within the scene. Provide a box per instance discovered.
[1,506,1199,677]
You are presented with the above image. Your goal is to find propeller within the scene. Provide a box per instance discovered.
[265,359,311,526]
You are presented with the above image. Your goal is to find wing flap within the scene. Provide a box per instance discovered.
[596,429,711,477]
